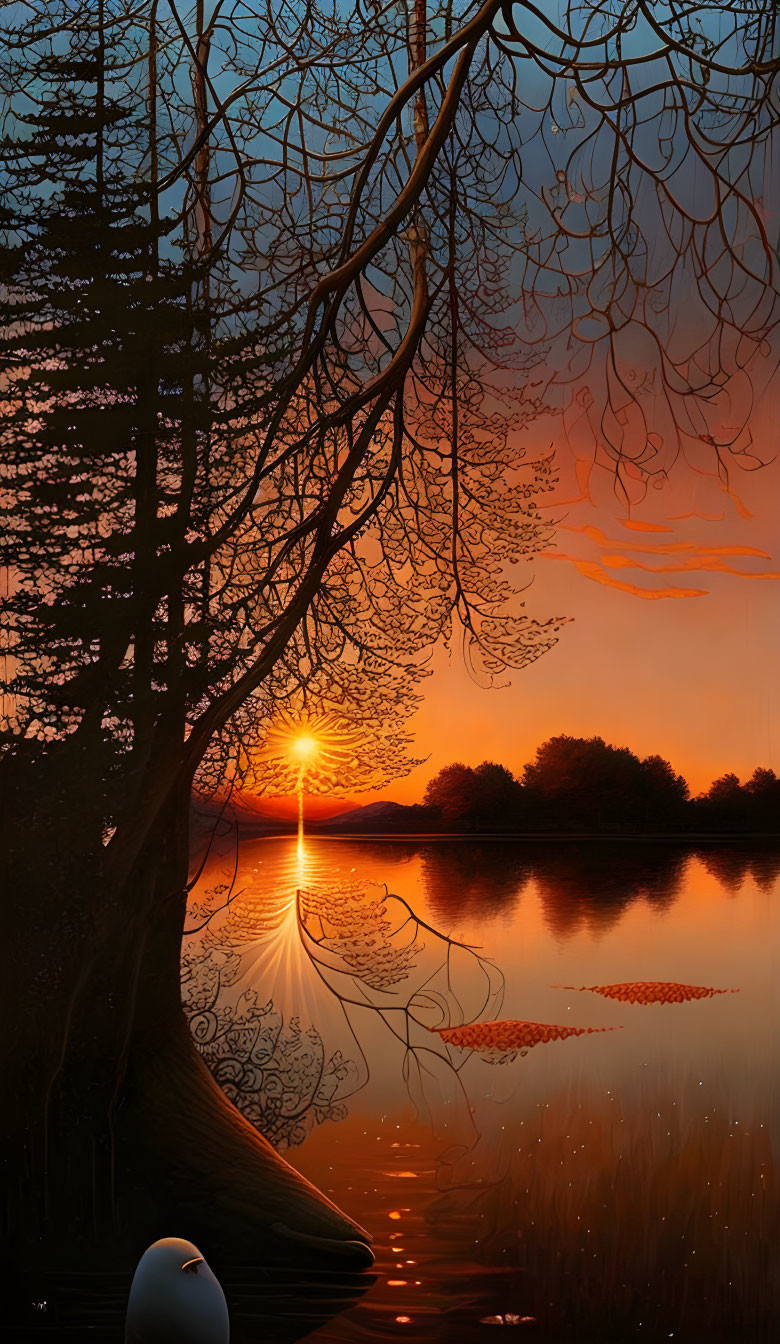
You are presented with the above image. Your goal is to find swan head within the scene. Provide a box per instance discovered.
[125,1237,229,1344]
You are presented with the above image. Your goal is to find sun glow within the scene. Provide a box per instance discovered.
[292,734,319,762]
[255,708,383,870]
[259,711,364,789]
[291,738,319,863]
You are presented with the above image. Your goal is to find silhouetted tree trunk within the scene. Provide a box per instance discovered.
[2,752,371,1269]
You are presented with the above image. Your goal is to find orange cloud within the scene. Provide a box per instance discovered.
[618,518,672,533]
[722,484,754,520]
[543,553,707,599]
[602,554,780,579]
[668,510,726,522]
[557,523,770,558]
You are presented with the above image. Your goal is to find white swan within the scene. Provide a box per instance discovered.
[125,1237,229,1343]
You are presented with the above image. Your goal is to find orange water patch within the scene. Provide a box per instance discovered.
[431,1019,622,1063]
[556,981,740,1004]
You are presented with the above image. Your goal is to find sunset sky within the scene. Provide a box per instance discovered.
[248,379,778,819]
[393,389,780,804]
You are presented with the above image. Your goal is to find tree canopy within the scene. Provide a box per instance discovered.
[696,766,780,830]
[2,1,777,872]
[424,759,523,822]
[422,737,779,832]
[522,733,689,825]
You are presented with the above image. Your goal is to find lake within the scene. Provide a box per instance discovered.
[185,835,779,1343]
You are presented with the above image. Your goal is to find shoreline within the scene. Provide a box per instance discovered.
[229,828,780,845]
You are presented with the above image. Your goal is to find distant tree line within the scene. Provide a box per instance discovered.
[422,736,780,835]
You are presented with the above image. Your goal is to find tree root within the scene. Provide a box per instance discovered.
[123,1017,374,1270]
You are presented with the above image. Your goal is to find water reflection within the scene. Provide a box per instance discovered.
[185,854,504,1152]
[183,838,779,1343]
[421,841,530,922]
[421,839,688,937]
[427,1078,778,1342]
[694,843,780,893]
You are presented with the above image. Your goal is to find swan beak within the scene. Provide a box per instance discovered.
[181,1257,204,1274]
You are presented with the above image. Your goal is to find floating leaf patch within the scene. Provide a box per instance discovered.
[430,1019,621,1063]
[480,1314,536,1326]
[555,981,739,1004]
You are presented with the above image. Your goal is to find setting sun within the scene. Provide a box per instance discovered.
[292,735,319,761]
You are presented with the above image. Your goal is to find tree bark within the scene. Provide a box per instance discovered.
[1,755,373,1284]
